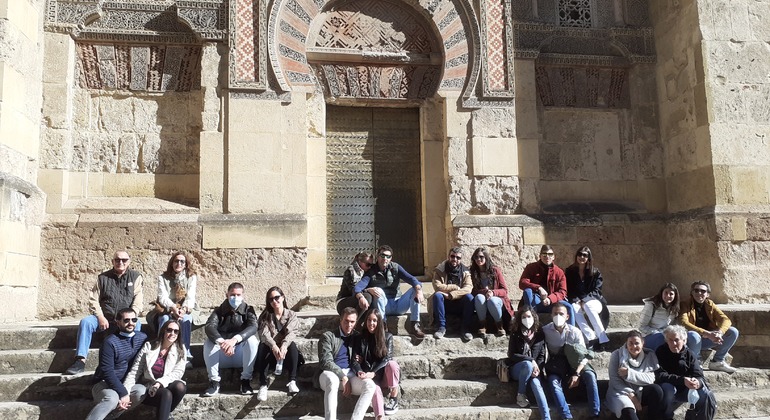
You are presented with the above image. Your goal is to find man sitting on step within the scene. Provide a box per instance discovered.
[85,307,147,420]
[354,245,426,338]
[65,250,144,375]
[679,280,739,373]
[428,246,473,339]
[316,307,377,420]
[200,282,259,396]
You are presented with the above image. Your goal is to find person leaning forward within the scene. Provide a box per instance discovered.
[428,246,473,339]
[65,250,144,376]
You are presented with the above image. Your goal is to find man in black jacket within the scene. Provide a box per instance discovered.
[201,282,259,397]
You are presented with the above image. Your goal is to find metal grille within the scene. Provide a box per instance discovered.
[326,106,424,276]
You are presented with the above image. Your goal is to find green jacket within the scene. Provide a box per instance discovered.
[314,328,358,387]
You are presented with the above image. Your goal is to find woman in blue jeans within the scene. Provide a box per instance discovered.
[507,306,550,419]
[464,247,514,338]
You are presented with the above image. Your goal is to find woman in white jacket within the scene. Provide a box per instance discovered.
[606,330,665,420]
[637,282,680,352]
[125,320,187,420]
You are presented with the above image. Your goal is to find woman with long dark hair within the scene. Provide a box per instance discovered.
[254,286,301,401]
[464,247,514,339]
[565,246,610,350]
[638,283,680,352]
[153,251,199,362]
[507,306,550,419]
[606,330,665,420]
[124,319,188,420]
[352,309,401,417]
[336,252,375,314]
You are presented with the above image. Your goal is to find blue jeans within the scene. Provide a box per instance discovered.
[432,293,468,328]
[660,382,710,419]
[379,287,420,322]
[547,370,600,418]
[510,361,550,420]
[473,294,503,322]
[158,313,192,357]
[521,289,576,326]
[687,327,739,362]
[77,315,142,359]
[643,332,667,353]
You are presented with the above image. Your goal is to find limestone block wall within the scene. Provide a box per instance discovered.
[0,0,45,322]
[38,217,308,319]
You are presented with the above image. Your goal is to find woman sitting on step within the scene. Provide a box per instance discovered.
[464,247,514,339]
[124,319,188,420]
[352,309,401,418]
[255,286,301,401]
[606,330,665,420]
[637,282,680,352]
[565,246,610,351]
[507,305,550,420]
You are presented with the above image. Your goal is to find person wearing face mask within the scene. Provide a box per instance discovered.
[201,282,259,397]
[519,245,575,326]
[542,303,601,419]
[506,306,549,419]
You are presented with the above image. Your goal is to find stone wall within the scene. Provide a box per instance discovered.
[0,0,46,322]
[38,217,308,319]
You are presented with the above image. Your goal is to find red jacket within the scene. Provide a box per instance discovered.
[518,261,567,304]
[471,266,514,317]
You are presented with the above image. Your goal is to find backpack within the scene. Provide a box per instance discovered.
[684,387,717,420]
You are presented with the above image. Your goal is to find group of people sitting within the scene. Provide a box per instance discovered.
[62,245,740,420]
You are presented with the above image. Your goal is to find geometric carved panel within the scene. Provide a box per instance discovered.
[480,0,514,97]
[229,0,267,89]
[535,65,629,108]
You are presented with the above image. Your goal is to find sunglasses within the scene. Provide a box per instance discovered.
[474,255,485,260]
[449,255,462,260]
[693,289,709,294]
[113,258,129,263]
[121,317,138,323]
[541,252,554,256]
[173,259,186,265]
[577,252,589,258]
[166,328,180,334]
[270,295,282,302]
[379,253,393,259]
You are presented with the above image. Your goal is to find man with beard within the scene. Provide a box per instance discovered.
[428,247,472,339]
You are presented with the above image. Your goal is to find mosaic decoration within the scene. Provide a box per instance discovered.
[559,0,592,28]
[76,42,202,91]
[480,0,514,97]
[229,0,267,89]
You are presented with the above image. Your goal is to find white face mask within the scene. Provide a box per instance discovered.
[229,296,243,309]
[521,316,535,330]
[552,314,567,328]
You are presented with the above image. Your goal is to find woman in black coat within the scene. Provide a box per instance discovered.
[352,309,401,417]
[507,306,550,419]
[565,246,610,350]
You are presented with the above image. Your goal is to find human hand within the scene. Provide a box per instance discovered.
[358,296,370,311]
[618,366,628,378]
[117,395,131,410]
[485,290,493,299]
[272,346,282,360]
[531,363,540,378]
[542,298,551,307]
[685,377,700,390]
[367,288,381,299]
[627,392,642,410]
[538,288,548,298]
[342,377,352,396]
[97,315,109,331]
[416,289,425,304]
[148,382,161,397]
[221,338,236,356]
[568,375,579,388]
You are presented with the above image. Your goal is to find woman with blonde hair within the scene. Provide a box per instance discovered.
[153,251,199,362]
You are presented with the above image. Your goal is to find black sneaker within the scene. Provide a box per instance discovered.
[240,379,254,395]
[201,380,220,397]
[384,397,399,415]
[64,359,85,375]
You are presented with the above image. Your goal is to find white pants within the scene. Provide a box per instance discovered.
[203,335,259,381]
[572,298,608,343]
[319,368,377,420]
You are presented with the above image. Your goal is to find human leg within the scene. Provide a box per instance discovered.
[285,341,300,381]
[713,326,739,362]
[619,408,638,420]
[547,374,572,419]
[571,302,596,342]
[85,381,121,420]
[474,294,488,321]
[643,333,666,352]
[582,299,608,343]
[640,383,665,419]
[239,335,259,380]
[179,314,192,357]
[383,360,400,396]
[687,331,703,357]
[521,289,539,309]
[581,370,600,416]
[255,342,274,386]
[203,339,222,382]
[529,376,551,420]
[319,370,340,420]
[461,294,475,337]
[510,360,534,395]
[128,384,147,409]
[433,292,447,328]
[76,315,101,359]
[371,384,385,418]
[485,296,504,322]
[348,374,377,420]
[659,382,681,420]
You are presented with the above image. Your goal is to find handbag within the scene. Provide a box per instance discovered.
[496,359,510,382]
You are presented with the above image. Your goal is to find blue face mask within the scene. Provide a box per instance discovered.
[228,296,243,309]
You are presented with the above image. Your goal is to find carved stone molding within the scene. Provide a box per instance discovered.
[535,64,629,108]
[312,63,440,101]
[45,0,227,44]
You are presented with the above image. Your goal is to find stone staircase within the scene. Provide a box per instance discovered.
[0,304,768,420]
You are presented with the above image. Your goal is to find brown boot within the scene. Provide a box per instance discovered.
[411,321,425,339]
[477,327,486,337]
[495,322,506,337]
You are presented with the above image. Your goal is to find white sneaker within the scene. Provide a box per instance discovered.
[516,393,530,407]
[709,360,737,374]
[287,380,299,394]
[257,385,268,401]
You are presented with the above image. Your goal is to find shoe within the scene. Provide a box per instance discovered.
[495,322,506,337]
[240,379,254,395]
[516,392,530,408]
[461,332,473,342]
[185,361,193,370]
[64,359,85,375]
[384,397,399,415]
[287,380,299,394]
[477,327,486,337]
[433,327,446,339]
[411,322,425,339]
[202,380,220,397]
[709,360,737,373]
[257,385,268,401]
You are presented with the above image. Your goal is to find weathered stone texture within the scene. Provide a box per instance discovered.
[38,222,308,319]
[470,176,519,214]
[471,107,515,138]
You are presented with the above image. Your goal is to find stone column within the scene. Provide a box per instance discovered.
[199,43,225,213]
[0,0,45,321]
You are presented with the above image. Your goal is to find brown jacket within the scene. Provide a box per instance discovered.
[431,260,473,300]
[678,298,732,335]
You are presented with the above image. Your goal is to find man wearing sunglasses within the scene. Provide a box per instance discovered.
[86,308,147,420]
[678,281,739,373]
[428,247,473,339]
[65,250,144,376]
[353,245,426,338]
